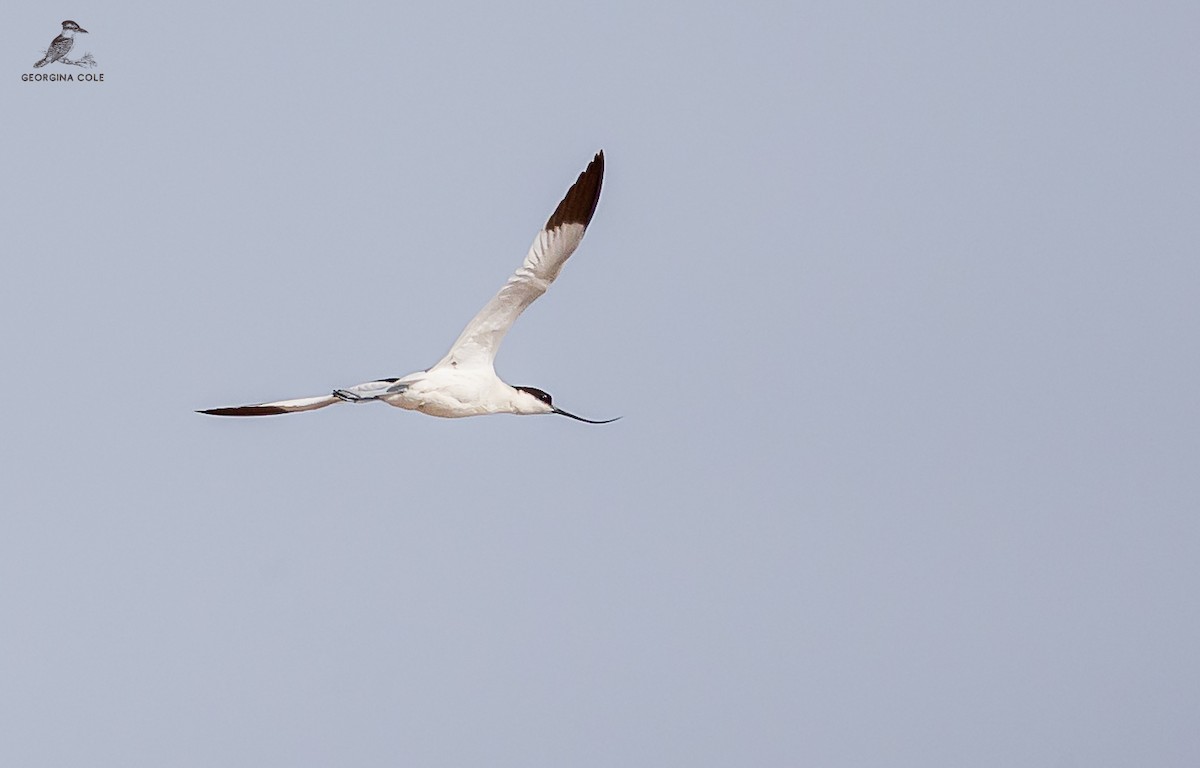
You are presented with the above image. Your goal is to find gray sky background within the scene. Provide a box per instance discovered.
[3,2,1198,765]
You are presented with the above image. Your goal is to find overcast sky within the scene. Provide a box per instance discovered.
[3,2,1198,766]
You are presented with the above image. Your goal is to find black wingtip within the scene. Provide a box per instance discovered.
[197,406,289,417]
[544,151,604,231]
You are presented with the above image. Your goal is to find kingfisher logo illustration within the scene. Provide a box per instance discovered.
[21,19,102,82]
[35,20,92,67]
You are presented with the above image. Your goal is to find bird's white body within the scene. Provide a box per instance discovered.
[388,369,536,418]
[201,153,616,425]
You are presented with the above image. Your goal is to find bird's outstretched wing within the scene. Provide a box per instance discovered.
[432,151,604,371]
[197,394,340,417]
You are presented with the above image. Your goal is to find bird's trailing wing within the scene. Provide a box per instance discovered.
[433,151,604,371]
[197,394,340,417]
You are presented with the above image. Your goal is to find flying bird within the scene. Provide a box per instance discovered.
[34,20,87,68]
[199,151,617,424]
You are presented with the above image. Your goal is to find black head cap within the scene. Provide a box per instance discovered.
[515,386,553,405]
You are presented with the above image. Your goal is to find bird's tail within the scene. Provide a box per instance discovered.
[33,57,49,68]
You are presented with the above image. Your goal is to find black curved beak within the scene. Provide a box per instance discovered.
[552,407,620,424]
[78,27,89,33]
